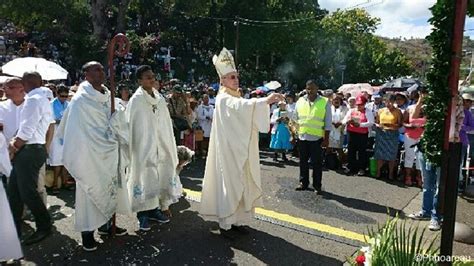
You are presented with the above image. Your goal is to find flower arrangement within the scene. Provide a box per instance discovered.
[349,216,439,266]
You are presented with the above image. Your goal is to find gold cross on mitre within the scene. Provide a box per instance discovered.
[213,47,237,77]
[220,51,234,67]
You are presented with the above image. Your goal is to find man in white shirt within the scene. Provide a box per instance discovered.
[0,78,50,205]
[7,72,53,245]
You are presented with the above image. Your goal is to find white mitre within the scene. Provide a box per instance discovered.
[212,47,237,78]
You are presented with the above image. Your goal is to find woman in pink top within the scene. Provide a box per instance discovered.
[403,93,426,187]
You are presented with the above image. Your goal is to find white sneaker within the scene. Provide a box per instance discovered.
[428,220,441,231]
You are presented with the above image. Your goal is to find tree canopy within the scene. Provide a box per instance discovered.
[0,0,413,88]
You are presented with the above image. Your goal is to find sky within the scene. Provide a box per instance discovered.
[318,0,474,39]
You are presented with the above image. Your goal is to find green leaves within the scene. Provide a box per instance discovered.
[365,216,439,266]
[422,0,455,166]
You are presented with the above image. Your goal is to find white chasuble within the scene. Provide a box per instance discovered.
[125,87,178,213]
[58,81,127,231]
[199,87,270,229]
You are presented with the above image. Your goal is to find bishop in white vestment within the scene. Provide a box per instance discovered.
[125,65,178,231]
[58,62,128,251]
[199,48,284,237]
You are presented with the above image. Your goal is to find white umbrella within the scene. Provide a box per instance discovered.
[337,83,374,96]
[1,57,68,81]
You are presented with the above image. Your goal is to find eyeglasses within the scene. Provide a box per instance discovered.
[225,75,239,80]
[59,95,68,98]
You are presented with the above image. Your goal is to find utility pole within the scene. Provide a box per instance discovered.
[439,1,467,264]
[234,16,240,66]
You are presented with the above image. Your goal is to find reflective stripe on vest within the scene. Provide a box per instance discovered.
[296,96,328,137]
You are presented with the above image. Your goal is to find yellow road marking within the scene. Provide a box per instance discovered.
[183,188,366,243]
[254,208,366,242]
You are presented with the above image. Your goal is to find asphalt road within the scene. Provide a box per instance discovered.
[16,149,472,265]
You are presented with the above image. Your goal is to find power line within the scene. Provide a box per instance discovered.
[344,0,371,10]
[344,0,384,11]
[178,11,325,26]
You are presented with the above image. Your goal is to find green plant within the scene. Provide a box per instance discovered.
[358,216,439,266]
[421,0,455,166]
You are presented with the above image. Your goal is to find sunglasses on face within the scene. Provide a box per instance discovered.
[59,95,68,98]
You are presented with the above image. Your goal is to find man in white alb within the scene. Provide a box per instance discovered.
[199,48,284,239]
[58,61,128,251]
[125,65,178,231]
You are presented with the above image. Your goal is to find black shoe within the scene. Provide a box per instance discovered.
[82,234,98,252]
[98,226,127,236]
[231,225,250,235]
[22,229,51,245]
[295,185,313,191]
[314,188,323,195]
[219,228,239,240]
[357,170,366,176]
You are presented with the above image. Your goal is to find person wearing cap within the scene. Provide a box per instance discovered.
[294,80,332,194]
[459,93,474,193]
[342,95,374,176]
[374,94,403,180]
[199,48,284,239]
[58,61,128,251]
[395,92,409,111]
[366,94,384,115]
[366,93,384,148]
[347,96,356,109]
[270,100,293,162]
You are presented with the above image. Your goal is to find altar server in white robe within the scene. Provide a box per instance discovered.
[125,65,178,232]
[58,62,128,252]
[199,48,284,239]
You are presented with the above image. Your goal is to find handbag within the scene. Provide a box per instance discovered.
[173,117,190,131]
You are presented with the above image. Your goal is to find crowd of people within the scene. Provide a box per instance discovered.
[0,45,284,258]
[0,45,472,261]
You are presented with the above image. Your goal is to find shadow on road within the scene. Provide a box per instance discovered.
[231,227,342,265]
[321,191,403,217]
[274,176,378,224]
